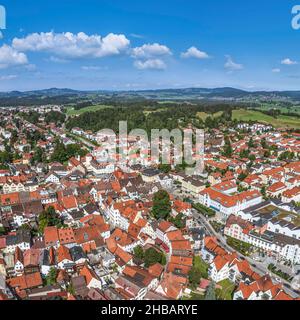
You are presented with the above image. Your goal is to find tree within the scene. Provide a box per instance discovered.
[261,138,268,149]
[32,147,44,164]
[248,137,256,148]
[158,164,171,174]
[278,151,295,161]
[239,149,250,159]
[248,154,256,161]
[133,245,144,260]
[0,226,6,236]
[264,150,271,158]
[50,142,68,163]
[45,111,66,126]
[238,172,247,181]
[144,248,166,267]
[170,213,186,229]
[205,282,216,300]
[67,283,75,296]
[152,190,171,220]
[66,144,88,158]
[188,256,209,289]
[45,267,58,285]
[0,150,13,165]
[188,268,202,290]
[38,206,62,234]
[51,141,87,163]
[223,137,233,158]
[175,160,189,172]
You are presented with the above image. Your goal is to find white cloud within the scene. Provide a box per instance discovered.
[0,75,17,80]
[272,68,281,73]
[181,46,209,59]
[224,55,243,71]
[132,43,171,59]
[81,65,107,71]
[0,45,28,69]
[130,33,144,39]
[24,64,36,71]
[134,59,166,70]
[48,56,69,63]
[281,58,297,65]
[12,31,130,59]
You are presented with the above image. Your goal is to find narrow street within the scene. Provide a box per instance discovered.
[193,209,300,298]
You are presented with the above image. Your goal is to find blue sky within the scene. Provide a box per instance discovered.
[0,0,300,91]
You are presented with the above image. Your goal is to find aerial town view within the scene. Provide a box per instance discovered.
[0,0,300,307]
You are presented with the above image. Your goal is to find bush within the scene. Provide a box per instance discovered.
[210,221,223,233]
[226,236,252,256]
[268,264,293,282]
[193,203,216,217]
[144,248,164,267]
[188,256,209,289]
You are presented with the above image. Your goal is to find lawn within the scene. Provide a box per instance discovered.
[143,108,168,115]
[193,256,209,279]
[232,109,300,129]
[183,292,205,300]
[255,103,300,115]
[66,104,113,116]
[216,279,236,300]
[196,111,223,121]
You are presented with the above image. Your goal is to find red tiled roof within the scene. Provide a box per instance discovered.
[7,272,43,291]
[56,245,72,263]
[44,226,59,246]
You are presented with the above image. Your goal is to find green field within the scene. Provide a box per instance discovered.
[196,111,223,121]
[232,109,300,129]
[216,279,235,300]
[255,103,300,115]
[183,292,205,300]
[66,104,113,116]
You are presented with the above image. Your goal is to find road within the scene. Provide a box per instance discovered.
[193,209,299,298]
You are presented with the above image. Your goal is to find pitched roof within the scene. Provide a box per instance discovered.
[200,188,261,208]
[44,226,59,245]
[74,226,103,245]
[148,263,164,278]
[23,249,41,267]
[156,272,187,300]
[267,182,286,193]
[60,195,78,210]
[7,272,43,291]
[56,245,72,263]
[80,265,99,285]
[58,228,75,245]
[226,214,254,234]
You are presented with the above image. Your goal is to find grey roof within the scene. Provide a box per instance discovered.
[142,168,160,177]
[6,229,31,246]
[83,203,99,215]
[69,210,84,220]
[70,246,86,262]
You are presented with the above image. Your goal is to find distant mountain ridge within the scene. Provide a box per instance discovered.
[1,87,300,101]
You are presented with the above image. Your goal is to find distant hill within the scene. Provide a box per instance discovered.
[1,87,300,104]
